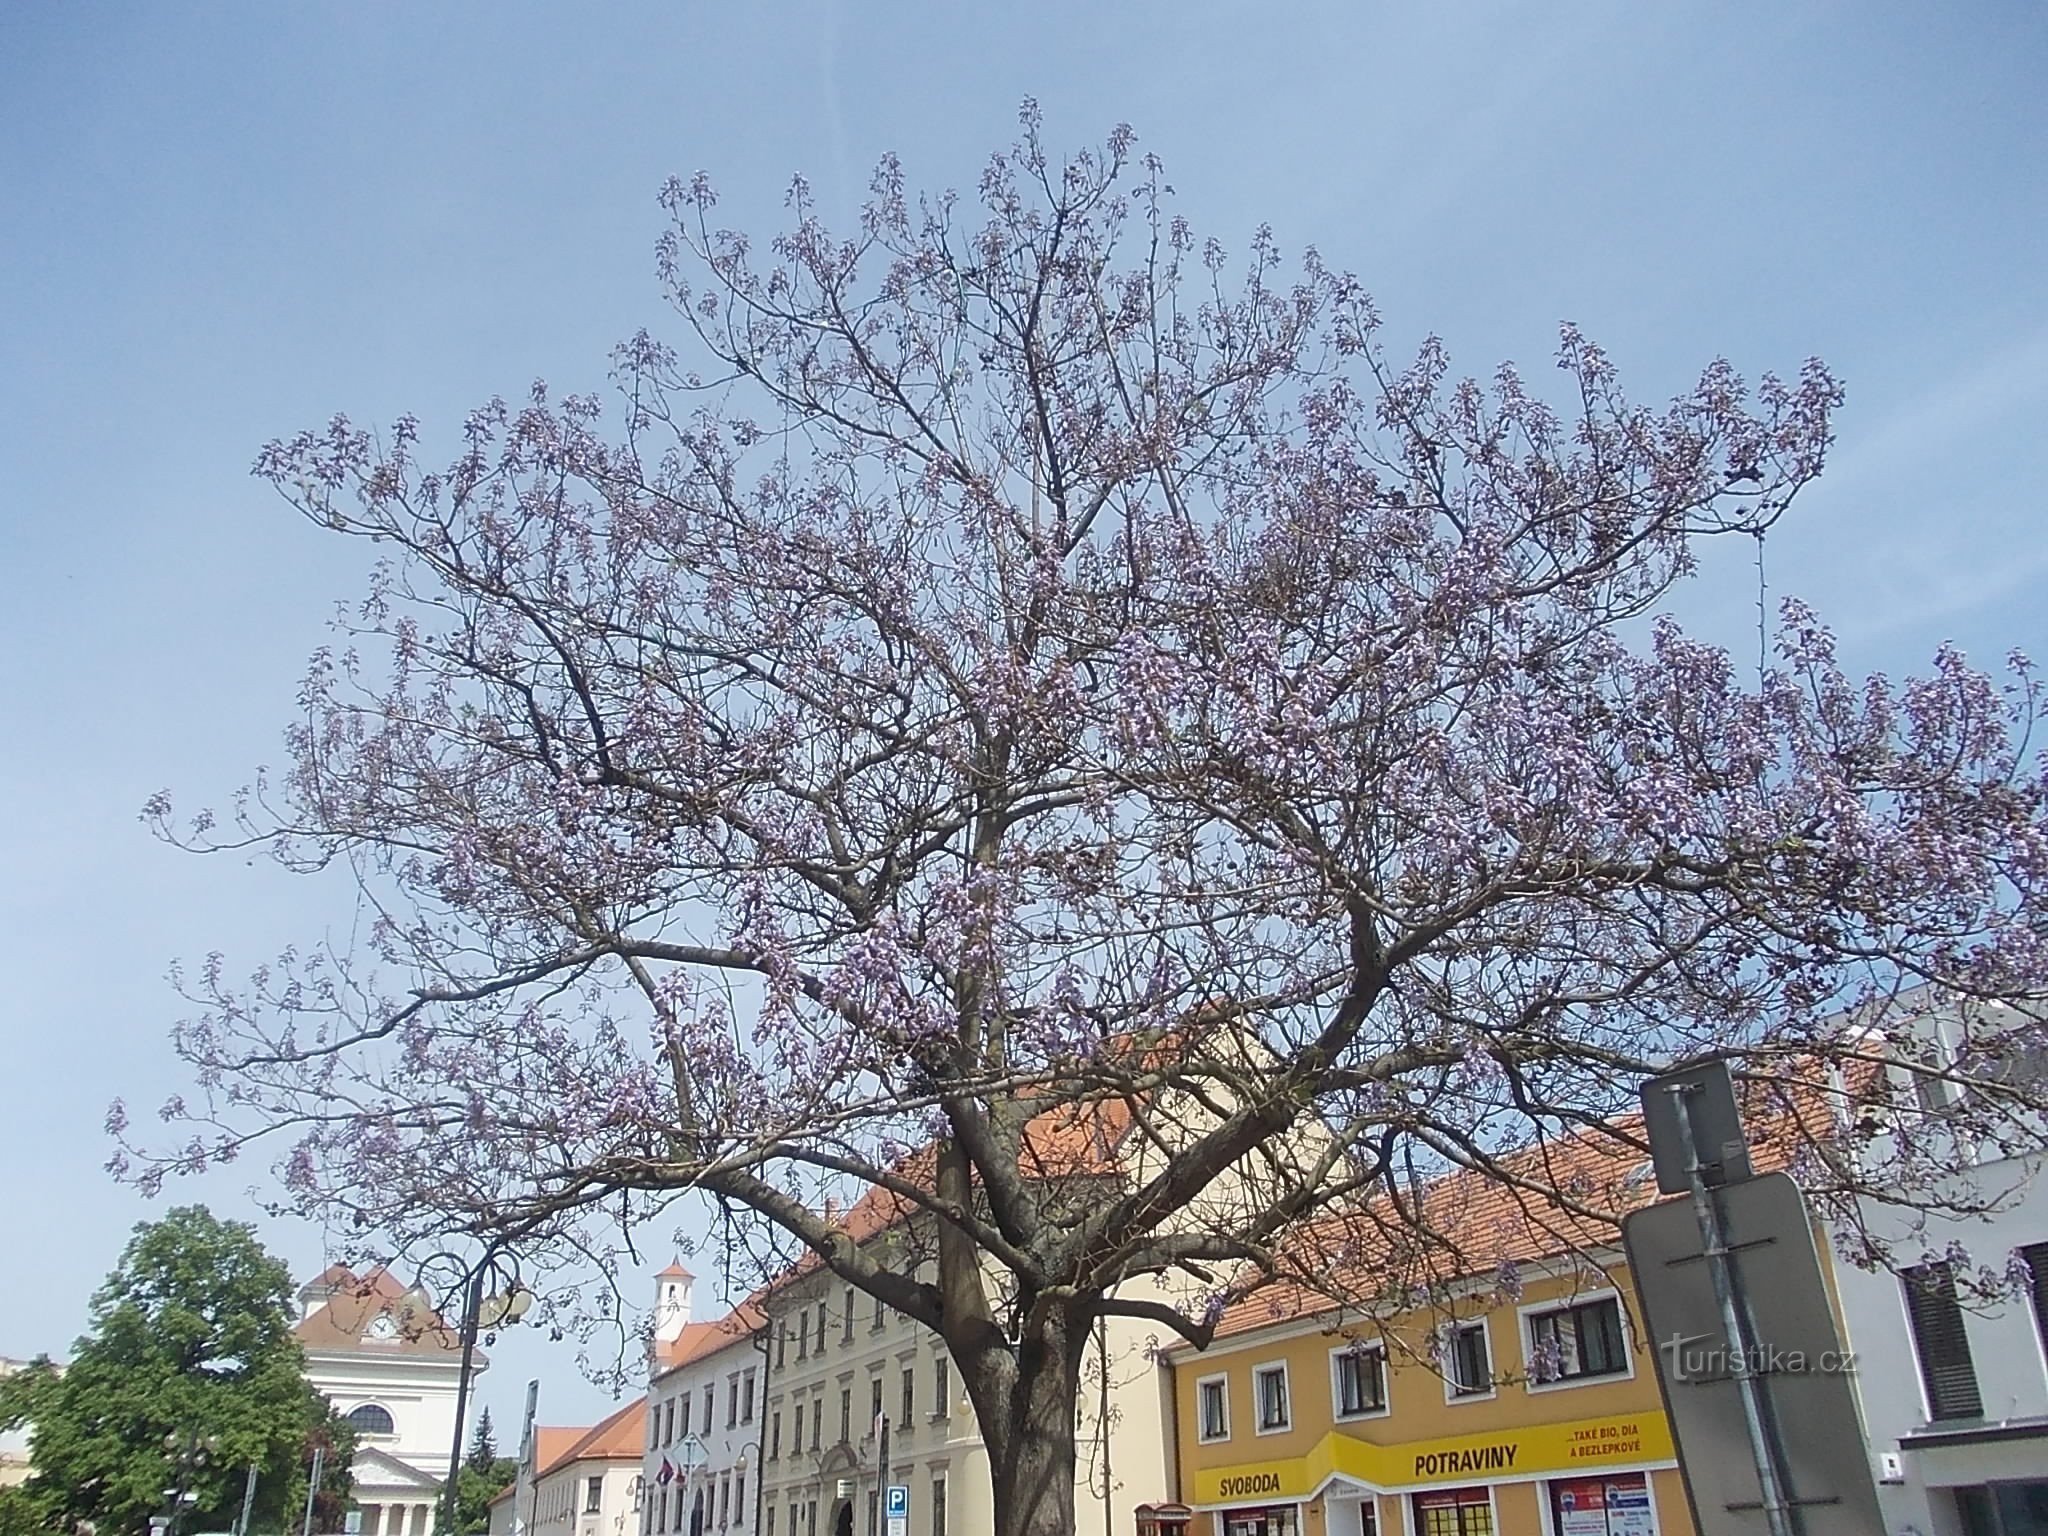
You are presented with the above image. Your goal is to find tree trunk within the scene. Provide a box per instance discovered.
[978,1306,1089,1536]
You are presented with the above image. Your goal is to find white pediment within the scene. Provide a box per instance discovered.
[349,1446,446,1492]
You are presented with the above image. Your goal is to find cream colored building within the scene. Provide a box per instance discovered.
[492,1402,649,1536]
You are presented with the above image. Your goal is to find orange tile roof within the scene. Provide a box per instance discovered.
[527,1426,583,1478]
[652,1306,766,1375]
[536,1400,646,1475]
[1204,1092,1824,1345]
[293,1265,468,1356]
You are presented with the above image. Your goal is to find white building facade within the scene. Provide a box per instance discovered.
[297,1264,484,1536]
[642,1264,768,1536]
[1828,998,2048,1536]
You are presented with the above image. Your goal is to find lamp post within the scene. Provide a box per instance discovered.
[156,1430,221,1536]
[411,1246,532,1536]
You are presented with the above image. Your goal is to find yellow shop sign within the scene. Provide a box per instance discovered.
[1190,1411,1675,1505]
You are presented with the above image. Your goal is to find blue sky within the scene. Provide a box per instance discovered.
[3,4,2045,1434]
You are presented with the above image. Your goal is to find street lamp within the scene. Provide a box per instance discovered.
[410,1246,533,1536]
[155,1430,221,1536]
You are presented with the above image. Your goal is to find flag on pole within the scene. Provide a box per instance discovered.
[657,1458,674,1486]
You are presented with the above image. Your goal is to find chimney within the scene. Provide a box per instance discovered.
[824,1197,840,1227]
[653,1262,694,1345]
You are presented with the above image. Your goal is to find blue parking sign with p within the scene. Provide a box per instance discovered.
[886,1486,909,1519]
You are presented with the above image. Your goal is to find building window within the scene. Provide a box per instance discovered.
[719,1474,730,1528]
[870,1376,884,1428]
[677,1393,689,1437]
[1196,1374,1229,1442]
[734,1473,745,1528]
[729,1374,741,1428]
[866,1490,878,1536]
[1334,1344,1388,1418]
[1413,1487,1491,1536]
[872,1293,886,1332]
[810,1397,823,1451]
[1253,1362,1290,1432]
[742,1369,756,1424]
[788,1504,799,1536]
[806,1501,817,1536]
[1527,1296,1629,1384]
[632,1477,644,1513]
[770,1410,781,1460]
[778,1323,789,1369]
[816,1304,828,1353]
[702,1387,715,1434]
[586,1477,604,1515]
[1904,1261,1984,1420]
[840,1387,852,1445]
[344,1403,395,1436]
[932,1357,949,1419]
[1446,1322,1493,1399]
[798,1316,809,1360]
[844,1288,856,1343]
[767,1509,776,1536]
[901,1366,915,1424]
[931,1476,947,1536]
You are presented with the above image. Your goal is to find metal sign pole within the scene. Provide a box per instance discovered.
[302,1445,325,1536]
[1668,1081,1798,1536]
[235,1464,259,1536]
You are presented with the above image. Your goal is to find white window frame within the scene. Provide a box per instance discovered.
[1441,1318,1496,1404]
[1517,1288,1635,1395]
[1251,1359,1293,1436]
[1329,1340,1390,1421]
[1194,1371,1232,1443]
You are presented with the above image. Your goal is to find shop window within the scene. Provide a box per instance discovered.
[1221,1509,1297,1536]
[1445,1322,1493,1399]
[1549,1473,1654,1535]
[1253,1362,1291,1432]
[1196,1374,1230,1442]
[1333,1344,1387,1418]
[1412,1487,1491,1536]
[1954,1480,2048,1535]
[1903,1261,1984,1420]
[1527,1295,1629,1384]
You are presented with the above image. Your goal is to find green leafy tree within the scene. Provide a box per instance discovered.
[0,1207,351,1536]
[454,1409,514,1534]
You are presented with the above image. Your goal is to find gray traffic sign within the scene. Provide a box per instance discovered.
[1642,1058,1754,1195]
[1624,1172,1882,1535]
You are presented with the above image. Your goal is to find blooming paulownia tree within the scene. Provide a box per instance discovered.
[131,109,2048,1536]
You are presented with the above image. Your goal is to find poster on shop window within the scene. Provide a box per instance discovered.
[1551,1475,1656,1536]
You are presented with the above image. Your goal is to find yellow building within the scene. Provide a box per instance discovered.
[1163,1137,1695,1536]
